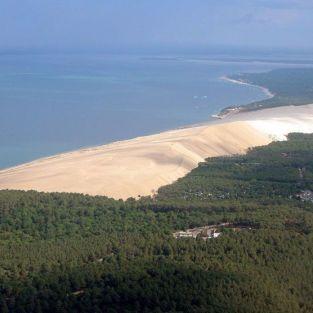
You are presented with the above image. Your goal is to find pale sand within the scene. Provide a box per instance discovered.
[1,104,313,199]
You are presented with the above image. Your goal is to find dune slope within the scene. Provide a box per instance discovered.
[0,104,313,199]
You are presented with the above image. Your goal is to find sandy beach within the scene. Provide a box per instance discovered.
[220,76,275,99]
[0,104,313,199]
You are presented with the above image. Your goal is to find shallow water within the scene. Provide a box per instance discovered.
[0,54,278,168]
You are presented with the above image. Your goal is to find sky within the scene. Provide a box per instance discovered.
[0,0,312,52]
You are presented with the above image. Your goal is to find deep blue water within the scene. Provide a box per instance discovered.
[0,54,279,168]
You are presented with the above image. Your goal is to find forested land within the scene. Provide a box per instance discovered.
[0,133,312,312]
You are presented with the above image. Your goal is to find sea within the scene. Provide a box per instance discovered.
[0,53,297,169]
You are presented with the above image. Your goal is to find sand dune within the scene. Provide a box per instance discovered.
[1,104,313,199]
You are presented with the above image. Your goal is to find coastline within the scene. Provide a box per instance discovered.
[0,72,274,171]
[215,75,275,119]
[220,76,275,98]
[1,104,313,200]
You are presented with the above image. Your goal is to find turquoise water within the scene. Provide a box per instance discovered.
[0,54,277,168]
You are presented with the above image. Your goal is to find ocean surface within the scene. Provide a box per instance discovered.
[0,54,284,169]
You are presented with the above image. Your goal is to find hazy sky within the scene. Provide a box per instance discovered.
[1,0,312,52]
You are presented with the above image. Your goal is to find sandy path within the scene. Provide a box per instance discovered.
[0,104,313,199]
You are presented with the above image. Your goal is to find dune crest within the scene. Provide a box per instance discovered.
[1,104,313,199]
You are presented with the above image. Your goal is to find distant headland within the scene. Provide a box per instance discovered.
[217,68,313,118]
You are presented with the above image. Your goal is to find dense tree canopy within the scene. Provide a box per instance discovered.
[0,133,312,312]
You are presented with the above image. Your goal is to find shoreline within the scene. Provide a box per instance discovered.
[0,73,268,171]
[214,76,275,119]
[0,70,281,170]
[0,69,276,170]
[220,76,275,98]
[1,104,313,200]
